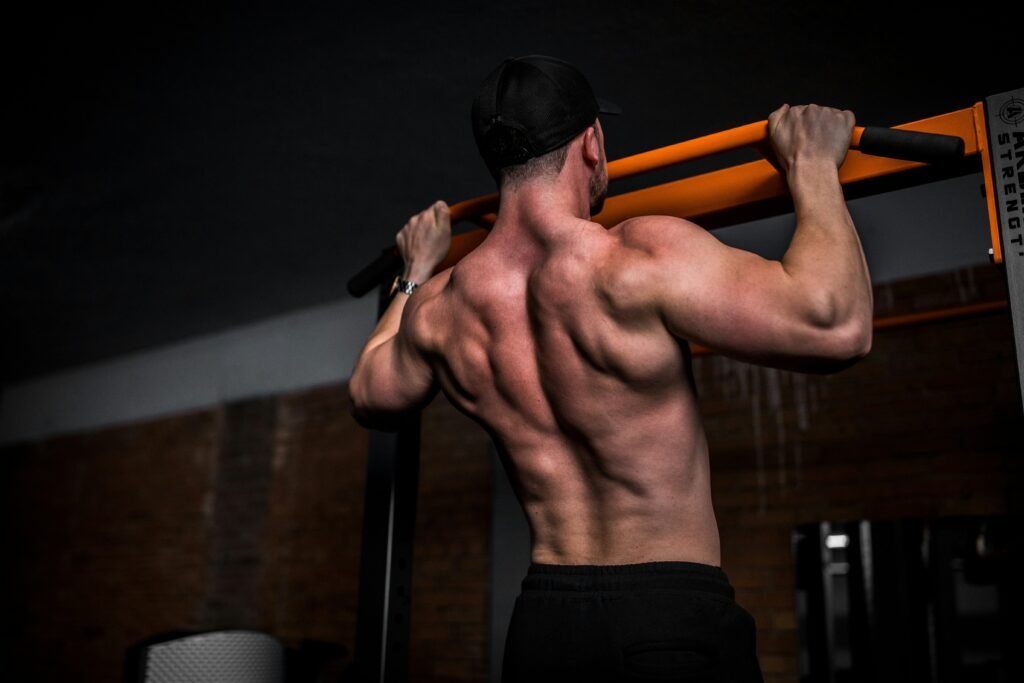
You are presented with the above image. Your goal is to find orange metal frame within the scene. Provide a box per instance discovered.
[439,105,1001,272]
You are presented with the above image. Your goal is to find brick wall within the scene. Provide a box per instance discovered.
[1,262,1021,682]
[0,379,492,681]
[258,384,368,650]
[409,395,494,681]
[1,410,221,680]
[699,263,1024,682]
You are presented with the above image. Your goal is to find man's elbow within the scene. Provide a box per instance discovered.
[349,397,398,431]
[347,377,377,428]
[350,401,373,429]
[823,320,873,374]
[348,380,368,422]
[845,313,873,357]
[347,379,411,432]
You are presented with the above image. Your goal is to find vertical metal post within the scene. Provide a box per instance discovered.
[351,281,421,683]
[983,86,1024,408]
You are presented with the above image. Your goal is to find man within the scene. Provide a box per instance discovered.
[349,54,872,682]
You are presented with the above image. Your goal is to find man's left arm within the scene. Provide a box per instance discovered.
[348,200,451,430]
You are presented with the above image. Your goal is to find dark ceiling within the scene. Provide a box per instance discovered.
[1,0,1018,385]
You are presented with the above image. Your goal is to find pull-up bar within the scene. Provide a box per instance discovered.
[347,119,965,298]
[348,87,1024,683]
[348,88,1024,401]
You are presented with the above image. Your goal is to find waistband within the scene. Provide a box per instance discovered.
[521,560,735,599]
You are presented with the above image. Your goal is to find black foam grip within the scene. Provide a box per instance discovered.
[858,126,964,164]
[347,248,402,297]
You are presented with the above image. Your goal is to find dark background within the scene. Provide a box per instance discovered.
[2,0,1019,385]
[2,3,1022,681]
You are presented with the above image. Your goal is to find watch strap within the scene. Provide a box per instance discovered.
[390,276,419,298]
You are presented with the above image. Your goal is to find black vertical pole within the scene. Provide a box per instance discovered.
[351,280,422,683]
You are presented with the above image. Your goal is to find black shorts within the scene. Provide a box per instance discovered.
[500,561,764,683]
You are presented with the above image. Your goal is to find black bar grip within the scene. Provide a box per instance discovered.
[858,126,964,164]
[347,247,402,298]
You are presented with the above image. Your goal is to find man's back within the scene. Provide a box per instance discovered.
[349,89,872,682]
[407,214,721,566]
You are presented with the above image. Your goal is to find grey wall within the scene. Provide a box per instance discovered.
[0,295,377,444]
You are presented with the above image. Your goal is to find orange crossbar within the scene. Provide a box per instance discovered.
[438,108,986,271]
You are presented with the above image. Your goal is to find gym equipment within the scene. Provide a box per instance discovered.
[124,630,284,683]
[348,118,969,297]
[346,88,1024,682]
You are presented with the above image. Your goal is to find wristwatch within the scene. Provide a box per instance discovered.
[389,276,419,299]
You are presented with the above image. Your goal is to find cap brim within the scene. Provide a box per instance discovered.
[597,97,622,115]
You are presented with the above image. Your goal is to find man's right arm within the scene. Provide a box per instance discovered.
[618,104,873,374]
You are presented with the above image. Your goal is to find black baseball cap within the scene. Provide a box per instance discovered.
[471,54,622,171]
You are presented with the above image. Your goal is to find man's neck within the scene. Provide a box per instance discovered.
[489,179,592,248]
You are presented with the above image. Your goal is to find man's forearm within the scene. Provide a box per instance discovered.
[350,262,434,409]
[781,157,874,332]
[348,199,449,423]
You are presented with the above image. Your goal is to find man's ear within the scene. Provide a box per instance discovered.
[582,125,600,167]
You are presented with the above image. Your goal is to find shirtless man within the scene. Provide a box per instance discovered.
[349,55,872,682]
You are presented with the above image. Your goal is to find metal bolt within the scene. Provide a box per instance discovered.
[989,247,995,263]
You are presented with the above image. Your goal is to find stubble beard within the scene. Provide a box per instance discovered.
[589,163,608,217]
